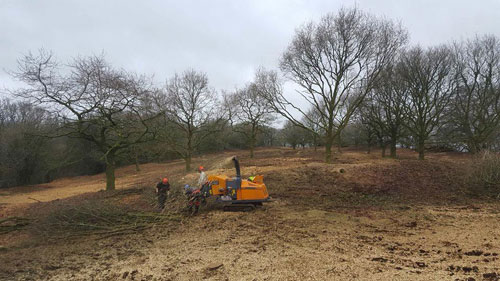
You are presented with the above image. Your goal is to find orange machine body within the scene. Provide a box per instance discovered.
[207,174,269,202]
[204,157,270,204]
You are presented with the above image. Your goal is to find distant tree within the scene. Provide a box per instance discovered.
[303,108,323,151]
[358,101,388,156]
[399,46,453,160]
[450,35,500,153]
[260,125,280,147]
[259,7,408,163]
[341,120,367,149]
[12,51,160,190]
[355,110,377,153]
[161,70,224,171]
[362,63,408,158]
[226,76,275,158]
[0,99,51,187]
[281,121,309,149]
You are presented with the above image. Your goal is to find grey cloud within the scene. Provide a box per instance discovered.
[1,0,500,93]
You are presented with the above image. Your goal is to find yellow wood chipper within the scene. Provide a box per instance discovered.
[205,157,271,211]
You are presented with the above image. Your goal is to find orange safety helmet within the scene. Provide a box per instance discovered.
[198,166,204,172]
[162,178,168,184]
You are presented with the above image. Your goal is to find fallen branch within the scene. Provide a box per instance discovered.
[0,217,31,234]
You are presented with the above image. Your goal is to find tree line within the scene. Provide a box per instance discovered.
[356,35,500,159]
[2,7,500,189]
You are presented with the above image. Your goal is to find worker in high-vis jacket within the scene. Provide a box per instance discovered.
[197,166,209,202]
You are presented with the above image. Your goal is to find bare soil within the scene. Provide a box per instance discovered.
[1,147,499,281]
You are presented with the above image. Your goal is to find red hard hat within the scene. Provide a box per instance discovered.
[162,178,168,184]
[198,166,204,171]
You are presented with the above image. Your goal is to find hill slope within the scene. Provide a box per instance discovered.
[1,147,499,281]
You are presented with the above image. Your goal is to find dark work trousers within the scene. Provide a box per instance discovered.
[158,192,167,209]
[201,183,210,204]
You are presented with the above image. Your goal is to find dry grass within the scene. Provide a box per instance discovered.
[468,151,500,198]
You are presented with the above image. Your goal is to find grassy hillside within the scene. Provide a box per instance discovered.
[1,147,499,281]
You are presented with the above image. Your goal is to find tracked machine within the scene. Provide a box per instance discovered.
[206,157,270,211]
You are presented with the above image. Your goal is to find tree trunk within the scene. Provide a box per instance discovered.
[105,152,116,191]
[185,155,191,171]
[390,138,397,158]
[134,147,140,172]
[417,138,425,160]
[250,134,256,158]
[337,133,342,153]
[468,141,479,154]
[249,125,256,158]
[325,135,333,163]
[135,161,140,172]
[381,142,387,158]
[313,134,317,151]
[367,131,373,154]
[186,131,193,171]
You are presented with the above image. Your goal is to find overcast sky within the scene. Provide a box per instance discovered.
[2,0,500,94]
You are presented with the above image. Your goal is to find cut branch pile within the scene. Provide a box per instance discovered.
[468,151,500,198]
[32,198,181,238]
[0,217,31,234]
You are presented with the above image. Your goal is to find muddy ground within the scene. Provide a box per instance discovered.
[1,147,499,281]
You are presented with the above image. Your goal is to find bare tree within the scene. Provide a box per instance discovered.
[358,100,388,156]
[303,107,323,151]
[12,50,160,190]
[450,35,500,153]
[363,63,408,158]
[226,77,275,158]
[281,120,309,149]
[354,108,376,154]
[161,70,224,171]
[399,46,453,160]
[341,120,368,149]
[259,7,408,163]
[256,125,279,147]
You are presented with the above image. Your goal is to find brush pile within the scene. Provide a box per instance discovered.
[29,187,182,238]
